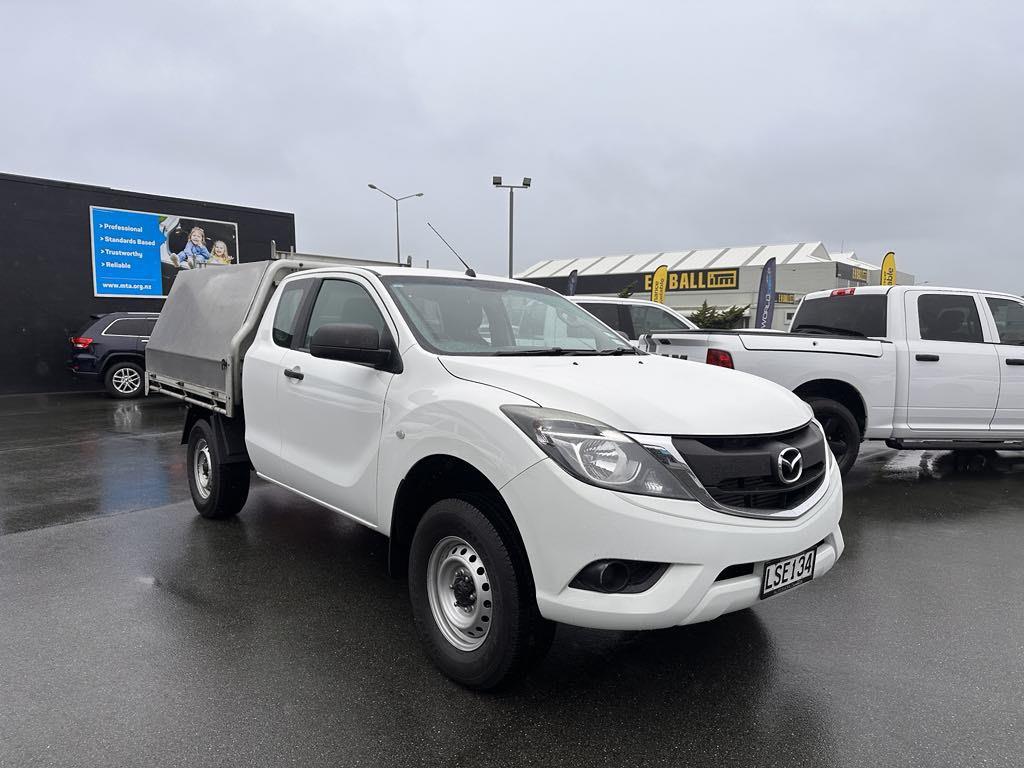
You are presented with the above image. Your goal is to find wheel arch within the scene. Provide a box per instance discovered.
[387,454,531,582]
[100,352,146,375]
[793,378,867,436]
[181,407,250,465]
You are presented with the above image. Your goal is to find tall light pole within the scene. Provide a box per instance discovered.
[368,184,423,264]
[492,176,531,278]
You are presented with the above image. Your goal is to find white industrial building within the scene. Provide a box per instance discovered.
[517,242,916,330]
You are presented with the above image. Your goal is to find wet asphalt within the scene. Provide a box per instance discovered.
[1,394,1022,767]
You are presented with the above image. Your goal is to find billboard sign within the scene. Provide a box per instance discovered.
[835,262,869,285]
[90,206,239,298]
[525,268,739,296]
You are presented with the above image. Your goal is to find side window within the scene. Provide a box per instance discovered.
[304,280,387,349]
[104,318,156,336]
[917,294,983,343]
[579,302,621,331]
[628,305,692,337]
[272,280,308,347]
[986,297,1024,345]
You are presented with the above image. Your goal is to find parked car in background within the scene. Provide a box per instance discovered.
[68,312,159,398]
[639,285,1024,475]
[570,296,698,344]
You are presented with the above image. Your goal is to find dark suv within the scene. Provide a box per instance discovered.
[68,312,159,398]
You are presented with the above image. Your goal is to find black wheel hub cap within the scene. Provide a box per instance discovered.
[451,570,476,608]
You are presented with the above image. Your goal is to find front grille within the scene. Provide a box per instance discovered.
[672,423,827,512]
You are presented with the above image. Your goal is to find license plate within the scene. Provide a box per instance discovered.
[760,546,817,599]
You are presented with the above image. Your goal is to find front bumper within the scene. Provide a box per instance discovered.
[500,458,844,630]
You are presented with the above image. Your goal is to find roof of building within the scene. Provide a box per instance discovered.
[517,242,884,279]
[830,251,883,271]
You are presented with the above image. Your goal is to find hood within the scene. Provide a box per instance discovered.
[440,353,812,436]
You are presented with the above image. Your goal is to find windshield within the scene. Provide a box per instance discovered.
[791,294,888,337]
[381,276,634,356]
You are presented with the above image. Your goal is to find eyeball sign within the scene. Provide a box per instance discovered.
[90,206,239,298]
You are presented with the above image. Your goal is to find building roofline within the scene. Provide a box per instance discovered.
[0,172,295,219]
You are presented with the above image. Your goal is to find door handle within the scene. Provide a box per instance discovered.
[1007,359,1024,366]
[915,354,940,362]
[283,367,304,380]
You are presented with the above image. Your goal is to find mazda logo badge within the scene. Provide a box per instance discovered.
[777,447,803,485]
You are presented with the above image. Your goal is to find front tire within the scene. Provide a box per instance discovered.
[104,362,144,399]
[806,397,861,476]
[186,419,250,519]
[409,497,554,690]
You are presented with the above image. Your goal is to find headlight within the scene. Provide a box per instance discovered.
[501,405,694,500]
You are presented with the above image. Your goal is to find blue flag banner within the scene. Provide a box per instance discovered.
[754,257,776,329]
[567,268,578,296]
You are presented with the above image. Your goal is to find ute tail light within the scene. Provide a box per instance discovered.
[706,348,734,368]
[70,337,93,350]
[831,288,856,296]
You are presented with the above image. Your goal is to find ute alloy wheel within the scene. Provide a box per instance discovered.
[104,362,144,399]
[409,497,554,690]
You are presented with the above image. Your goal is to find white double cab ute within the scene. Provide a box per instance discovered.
[640,285,1024,474]
[146,256,844,689]
[567,295,698,345]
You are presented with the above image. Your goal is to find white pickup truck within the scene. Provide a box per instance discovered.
[147,258,844,689]
[641,285,1024,474]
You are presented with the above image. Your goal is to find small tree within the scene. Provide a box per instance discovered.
[688,301,750,329]
[617,280,639,298]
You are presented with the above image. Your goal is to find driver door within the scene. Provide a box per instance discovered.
[275,276,397,526]
[904,291,999,431]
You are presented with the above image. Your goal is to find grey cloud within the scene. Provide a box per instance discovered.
[2,0,1022,288]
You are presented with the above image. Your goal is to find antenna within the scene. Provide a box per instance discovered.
[427,222,476,277]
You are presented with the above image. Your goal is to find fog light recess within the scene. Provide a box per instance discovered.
[569,559,669,594]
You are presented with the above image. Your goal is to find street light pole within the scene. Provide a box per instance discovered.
[507,188,514,280]
[368,184,424,264]
[492,176,531,278]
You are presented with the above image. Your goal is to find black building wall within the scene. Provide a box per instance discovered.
[0,174,296,394]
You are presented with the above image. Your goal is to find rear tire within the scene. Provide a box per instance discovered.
[186,419,250,519]
[104,362,144,399]
[806,397,861,476]
[409,497,554,690]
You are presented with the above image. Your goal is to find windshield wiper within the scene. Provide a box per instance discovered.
[493,347,635,356]
[494,347,575,356]
[792,324,865,338]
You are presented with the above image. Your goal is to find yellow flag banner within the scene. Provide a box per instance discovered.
[881,252,896,286]
[650,264,668,304]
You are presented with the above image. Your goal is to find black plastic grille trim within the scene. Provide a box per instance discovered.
[671,423,827,512]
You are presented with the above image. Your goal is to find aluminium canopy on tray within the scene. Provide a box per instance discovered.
[146,260,274,395]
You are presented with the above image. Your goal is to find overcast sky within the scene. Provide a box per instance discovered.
[4,0,1023,287]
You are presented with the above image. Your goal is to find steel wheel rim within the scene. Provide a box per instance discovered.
[112,367,141,394]
[194,438,213,499]
[426,536,493,651]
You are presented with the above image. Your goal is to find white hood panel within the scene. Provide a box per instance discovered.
[440,354,811,436]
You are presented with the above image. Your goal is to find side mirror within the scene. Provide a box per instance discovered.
[309,323,400,371]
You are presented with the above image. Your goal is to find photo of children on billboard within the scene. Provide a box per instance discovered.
[158,216,239,294]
